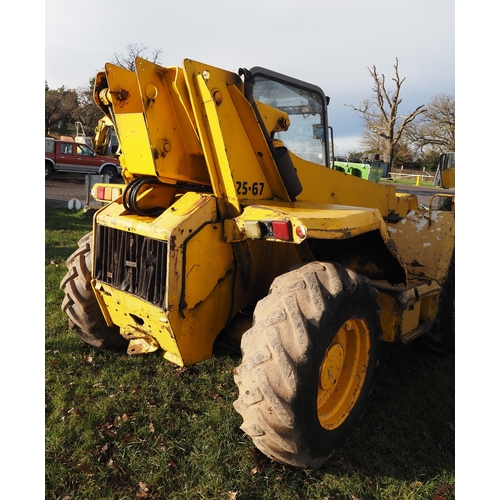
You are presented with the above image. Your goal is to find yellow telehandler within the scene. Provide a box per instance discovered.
[60,58,455,469]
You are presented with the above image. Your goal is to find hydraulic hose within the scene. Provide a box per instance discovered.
[122,176,165,217]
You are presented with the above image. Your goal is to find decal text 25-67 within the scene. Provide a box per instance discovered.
[236,181,264,196]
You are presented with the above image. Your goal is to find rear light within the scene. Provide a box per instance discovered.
[243,220,298,241]
[244,220,262,239]
[272,221,291,240]
[295,225,307,239]
[92,185,122,202]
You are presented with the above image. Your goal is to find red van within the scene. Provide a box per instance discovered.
[45,138,122,181]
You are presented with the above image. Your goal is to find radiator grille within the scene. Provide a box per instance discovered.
[94,225,168,308]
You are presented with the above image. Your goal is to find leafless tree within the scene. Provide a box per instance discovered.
[346,58,426,171]
[111,43,162,72]
[360,127,385,154]
[405,93,455,155]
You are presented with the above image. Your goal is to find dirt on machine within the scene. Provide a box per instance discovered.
[59,57,455,469]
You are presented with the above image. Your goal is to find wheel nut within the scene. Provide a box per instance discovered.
[344,320,354,332]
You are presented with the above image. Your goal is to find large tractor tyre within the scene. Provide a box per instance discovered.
[60,232,127,350]
[233,261,381,469]
[422,252,455,353]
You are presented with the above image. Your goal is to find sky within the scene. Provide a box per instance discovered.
[44,0,455,156]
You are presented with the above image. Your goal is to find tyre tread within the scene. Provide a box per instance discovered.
[60,232,127,350]
[233,261,380,468]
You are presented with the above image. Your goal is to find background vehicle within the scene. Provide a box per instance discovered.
[45,137,121,180]
[74,121,94,149]
[74,118,120,158]
[432,152,455,211]
[60,57,455,469]
[434,152,455,189]
[93,116,120,157]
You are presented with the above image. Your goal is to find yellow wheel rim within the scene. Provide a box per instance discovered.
[317,318,370,430]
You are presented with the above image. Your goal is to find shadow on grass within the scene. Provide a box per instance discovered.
[45,207,93,263]
[45,207,93,232]
[212,337,454,487]
[289,341,454,483]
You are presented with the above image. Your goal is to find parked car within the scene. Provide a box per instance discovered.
[45,137,121,181]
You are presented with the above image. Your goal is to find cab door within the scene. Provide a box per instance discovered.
[57,141,78,172]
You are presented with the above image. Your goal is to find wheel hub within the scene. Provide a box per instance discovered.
[317,318,370,430]
[319,343,344,392]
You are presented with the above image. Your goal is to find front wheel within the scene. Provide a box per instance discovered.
[60,232,127,350]
[233,261,381,469]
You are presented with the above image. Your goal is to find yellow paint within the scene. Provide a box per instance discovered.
[183,60,284,218]
[401,304,420,335]
[441,167,455,189]
[293,153,418,218]
[92,281,184,365]
[319,343,344,391]
[87,57,455,367]
[317,319,370,430]
[375,292,399,342]
[92,192,237,365]
[134,58,210,185]
[232,200,392,243]
[387,209,454,285]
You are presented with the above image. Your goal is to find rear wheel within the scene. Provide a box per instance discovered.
[45,161,53,179]
[101,165,118,182]
[60,232,127,350]
[233,261,381,469]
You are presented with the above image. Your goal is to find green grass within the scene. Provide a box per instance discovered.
[45,207,454,500]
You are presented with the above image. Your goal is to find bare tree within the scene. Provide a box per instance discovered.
[346,58,426,171]
[405,93,455,155]
[360,127,385,154]
[111,43,162,72]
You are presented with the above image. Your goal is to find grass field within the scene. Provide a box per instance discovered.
[45,207,455,500]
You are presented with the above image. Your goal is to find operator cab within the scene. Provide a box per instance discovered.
[249,67,331,167]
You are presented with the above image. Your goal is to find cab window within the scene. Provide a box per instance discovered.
[60,143,73,154]
[252,76,328,166]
